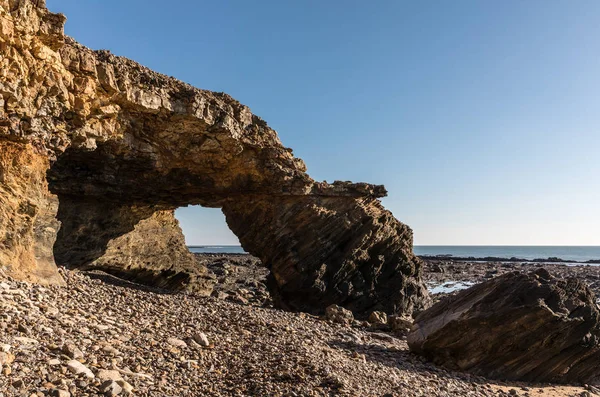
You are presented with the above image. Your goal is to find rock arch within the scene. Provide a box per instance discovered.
[0,0,429,316]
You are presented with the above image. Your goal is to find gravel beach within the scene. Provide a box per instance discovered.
[0,256,597,397]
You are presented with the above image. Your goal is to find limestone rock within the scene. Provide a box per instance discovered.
[326,305,354,325]
[0,0,429,316]
[61,341,83,359]
[192,332,210,347]
[117,380,134,395]
[389,315,412,333]
[408,269,600,384]
[96,369,123,382]
[368,311,388,327]
[0,351,15,366]
[66,360,94,379]
[166,337,187,348]
[100,380,123,396]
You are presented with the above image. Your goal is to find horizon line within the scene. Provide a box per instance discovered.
[187,244,600,247]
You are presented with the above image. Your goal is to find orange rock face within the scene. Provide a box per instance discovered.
[0,141,62,284]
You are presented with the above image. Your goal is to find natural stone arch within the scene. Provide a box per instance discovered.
[0,0,429,316]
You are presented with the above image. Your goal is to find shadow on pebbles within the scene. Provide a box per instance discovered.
[0,265,593,397]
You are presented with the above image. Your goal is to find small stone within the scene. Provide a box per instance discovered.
[14,336,38,345]
[62,342,84,359]
[117,380,134,394]
[50,389,71,397]
[67,360,94,379]
[192,332,210,347]
[389,315,413,333]
[48,358,61,366]
[167,337,187,348]
[76,380,88,388]
[101,345,120,356]
[325,305,354,325]
[0,351,15,366]
[368,311,388,327]
[211,291,229,300]
[96,369,123,382]
[100,380,123,396]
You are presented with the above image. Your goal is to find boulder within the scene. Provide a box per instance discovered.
[0,0,429,316]
[408,269,600,384]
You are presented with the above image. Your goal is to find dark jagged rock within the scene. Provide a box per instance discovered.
[0,0,429,316]
[408,269,600,384]
[223,196,429,316]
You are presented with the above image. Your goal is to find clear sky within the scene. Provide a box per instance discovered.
[47,0,600,246]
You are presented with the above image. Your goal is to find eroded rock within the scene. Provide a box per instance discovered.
[408,269,600,384]
[0,0,429,316]
[326,305,354,325]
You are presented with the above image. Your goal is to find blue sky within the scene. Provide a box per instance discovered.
[48,0,600,245]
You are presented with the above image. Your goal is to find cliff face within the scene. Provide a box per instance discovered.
[0,0,429,315]
[0,140,62,285]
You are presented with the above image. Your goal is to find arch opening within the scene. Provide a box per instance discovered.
[176,206,241,250]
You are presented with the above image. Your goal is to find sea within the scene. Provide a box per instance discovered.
[189,245,600,263]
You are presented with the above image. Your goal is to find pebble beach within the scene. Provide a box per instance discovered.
[0,255,597,396]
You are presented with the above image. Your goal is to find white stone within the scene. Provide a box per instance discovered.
[67,360,94,379]
[167,337,187,348]
[96,369,123,382]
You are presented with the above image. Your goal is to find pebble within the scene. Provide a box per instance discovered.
[96,369,123,382]
[325,304,354,325]
[117,379,134,394]
[100,379,123,396]
[193,332,210,347]
[50,389,71,397]
[167,337,187,348]
[368,311,388,326]
[62,341,84,359]
[66,360,94,379]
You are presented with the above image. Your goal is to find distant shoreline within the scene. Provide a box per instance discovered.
[419,255,600,265]
[190,249,600,265]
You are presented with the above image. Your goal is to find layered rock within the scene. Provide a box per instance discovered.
[0,0,429,315]
[223,196,428,315]
[408,269,600,384]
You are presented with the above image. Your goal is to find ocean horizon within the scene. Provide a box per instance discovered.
[189,245,600,263]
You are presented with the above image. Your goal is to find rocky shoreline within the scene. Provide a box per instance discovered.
[1,255,597,396]
[422,259,600,303]
[420,256,600,265]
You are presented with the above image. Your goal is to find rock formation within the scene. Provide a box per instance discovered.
[0,0,429,315]
[408,269,600,384]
